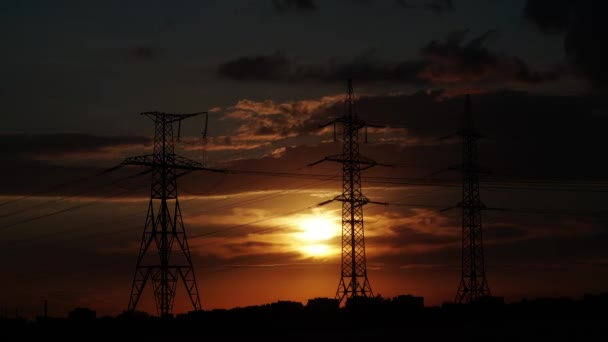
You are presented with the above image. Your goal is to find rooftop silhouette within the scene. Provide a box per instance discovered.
[2,292,607,340]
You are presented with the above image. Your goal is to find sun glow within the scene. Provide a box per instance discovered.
[298,217,336,241]
[301,244,332,256]
[294,212,340,258]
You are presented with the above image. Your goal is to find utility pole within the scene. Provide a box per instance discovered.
[309,79,385,304]
[441,95,491,304]
[107,111,225,318]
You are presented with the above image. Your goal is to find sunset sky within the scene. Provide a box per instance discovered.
[1,0,608,319]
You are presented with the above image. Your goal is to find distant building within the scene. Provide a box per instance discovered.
[473,296,505,305]
[584,292,608,305]
[306,297,340,312]
[68,307,96,320]
[269,300,304,314]
[392,294,424,309]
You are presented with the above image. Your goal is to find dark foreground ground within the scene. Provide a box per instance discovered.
[2,294,607,341]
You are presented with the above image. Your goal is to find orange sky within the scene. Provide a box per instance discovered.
[2,166,607,319]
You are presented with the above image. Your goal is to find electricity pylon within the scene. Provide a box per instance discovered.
[441,95,491,304]
[108,111,224,317]
[309,79,385,304]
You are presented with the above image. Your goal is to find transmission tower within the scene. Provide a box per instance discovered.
[108,111,224,318]
[443,94,491,304]
[309,79,384,304]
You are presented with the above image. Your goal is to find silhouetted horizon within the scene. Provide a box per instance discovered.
[2,292,608,340]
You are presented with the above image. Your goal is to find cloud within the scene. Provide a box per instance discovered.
[271,0,454,13]
[418,29,563,85]
[218,51,429,84]
[149,88,607,195]
[272,0,318,12]
[0,134,155,197]
[224,95,343,138]
[128,46,157,61]
[364,205,601,260]
[301,57,430,85]
[169,96,348,171]
[524,0,608,89]
[0,134,151,162]
[524,0,571,34]
[214,88,608,184]
[396,0,454,14]
[366,208,459,255]
[217,31,563,87]
[1,90,606,199]
[217,51,290,81]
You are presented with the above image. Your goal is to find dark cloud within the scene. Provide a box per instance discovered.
[272,0,318,12]
[349,0,375,4]
[484,224,529,241]
[0,134,151,160]
[396,0,454,14]
[217,51,290,81]
[1,90,607,197]
[279,0,455,13]
[129,46,157,61]
[218,52,429,84]
[295,57,429,84]
[217,31,562,87]
[419,29,563,85]
[217,89,608,183]
[524,0,571,34]
[524,0,608,89]
[0,134,152,196]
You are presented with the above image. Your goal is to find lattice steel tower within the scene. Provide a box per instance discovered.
[454,94,491,304]
[111,111,223,317]
[310,79,383,304]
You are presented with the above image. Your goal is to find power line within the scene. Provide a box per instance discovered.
[183,176,338,217]
[0,172,101,208]
[0,175,335,248]
[0,171,148,219]
[0,186,136,232]
[207,169,608,193]
[388,203,447,209]
[496,208,608,219]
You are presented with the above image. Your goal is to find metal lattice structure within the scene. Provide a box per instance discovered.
[454,95,491,304]
[111,111,224,317]
[309,79,383,304]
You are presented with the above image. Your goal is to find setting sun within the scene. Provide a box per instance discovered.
[298,216,336,241]
[293,212,340,258]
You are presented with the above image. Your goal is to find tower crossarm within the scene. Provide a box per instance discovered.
[335,195,370,207]
[171,154,228,174]
[116,154,227,175]
[356,155,380,170]
[307,155,378,168]
[141,111,206,123]
[120,154,156,168]
[333,116,367,131]
[318,195,387,208]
